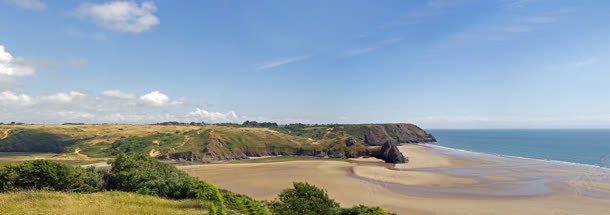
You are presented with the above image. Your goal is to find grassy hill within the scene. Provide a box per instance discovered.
[0,123,435,163]
[0,191,211,215]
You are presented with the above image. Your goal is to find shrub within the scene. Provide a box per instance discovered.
[268,182,391,215]
[105,153,226,214]
[0,160,106,192]
[221,189,271,215]
[340,205,389,215]
[269,182,340,215]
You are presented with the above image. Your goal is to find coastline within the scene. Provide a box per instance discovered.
[181,144,610,214]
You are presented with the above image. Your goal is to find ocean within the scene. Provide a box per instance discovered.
[428,129,610,168]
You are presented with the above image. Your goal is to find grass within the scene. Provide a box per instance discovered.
[0,191,210,215]
[0,152,108,167]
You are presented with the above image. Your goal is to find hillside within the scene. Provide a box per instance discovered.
[0,191,210,215]
[0,123,435,163]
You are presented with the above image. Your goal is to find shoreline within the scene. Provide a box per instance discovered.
[181,144,610,214]
[426,143,610,171]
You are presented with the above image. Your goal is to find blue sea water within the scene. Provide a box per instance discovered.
[428,129,610,168]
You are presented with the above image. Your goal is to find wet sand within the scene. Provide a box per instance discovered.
[180,144,610,215]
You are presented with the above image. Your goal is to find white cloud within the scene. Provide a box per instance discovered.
[139,91,181,107]
[0,91,32,105]
[255,55,309,71]
[0,89,194,124]
[41,91,86,104]
[4,0,46,10]
[77,1,160,33]
[190,107,239,122]
[101,90,136,99]
[0,45,35,77]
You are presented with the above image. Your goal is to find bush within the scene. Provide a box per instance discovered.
[340,205,389,215]
[105,153,226,214]
[221,189,271,215]
[0,160,106,192]
[269,182,340,215]
[269,182,391,215]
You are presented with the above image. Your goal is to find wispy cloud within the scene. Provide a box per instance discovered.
[255,55,309,71]
[3,0,46,11]
[495,25,534,33]
[344,47,377,56]
[504,0,540,8]
[342,37,403,57]
[565,58,595,70]
[521,16,557,24]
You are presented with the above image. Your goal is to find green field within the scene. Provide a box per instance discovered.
[0,152,108,167]
[0,191,210,215]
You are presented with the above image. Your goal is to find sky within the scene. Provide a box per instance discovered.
[1,0,610,129]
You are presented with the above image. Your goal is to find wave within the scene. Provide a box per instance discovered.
[424,144,610,171]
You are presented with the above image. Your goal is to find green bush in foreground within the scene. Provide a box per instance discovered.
[221,189,272,215]
[106,153,226,214]
[0,160,106,193]
[268,182,390,215]
[340,205,390,215]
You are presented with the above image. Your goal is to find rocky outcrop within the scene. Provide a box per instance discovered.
[343,124,436,146]
[375,141,408,163]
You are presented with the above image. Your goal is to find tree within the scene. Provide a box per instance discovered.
[269,182,340,215]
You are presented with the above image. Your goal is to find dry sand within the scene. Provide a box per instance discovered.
[180,145,610,215]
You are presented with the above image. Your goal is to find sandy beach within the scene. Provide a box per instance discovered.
[180,144,610,215]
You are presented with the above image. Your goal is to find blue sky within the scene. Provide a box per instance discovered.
[1,0,610,128]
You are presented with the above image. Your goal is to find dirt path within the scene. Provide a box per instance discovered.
[1,129,10,139]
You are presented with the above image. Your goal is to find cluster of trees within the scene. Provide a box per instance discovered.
[242,121,279,128]
[0,122,25,125]
[0,153,391,215]
[154,121,208,126]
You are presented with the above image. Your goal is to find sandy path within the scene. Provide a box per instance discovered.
[180,145,610,215]
[1,129,10,139]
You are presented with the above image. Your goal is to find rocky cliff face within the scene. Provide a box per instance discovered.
[341,124,436,146]
[375,141,408,163]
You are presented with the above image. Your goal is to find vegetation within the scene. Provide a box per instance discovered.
[0,152,107,167]
[268,182,390,215]
[0,191,210,215]
[0,123,433,165]
[0,153,391,214]
[0,128,75,153]
[0,160,106,193]
[0,154,266,215]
